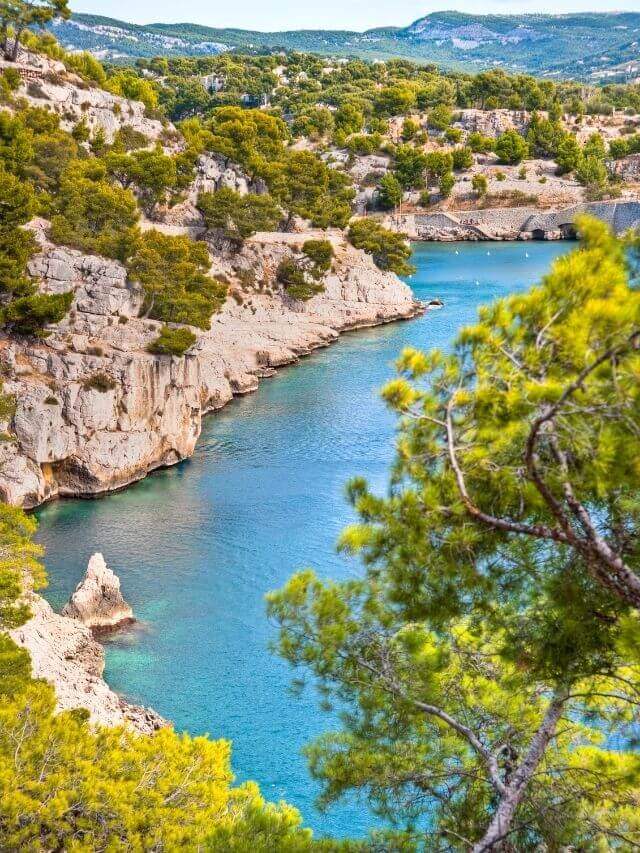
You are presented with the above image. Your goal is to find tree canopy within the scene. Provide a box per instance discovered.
[269,218,640,849]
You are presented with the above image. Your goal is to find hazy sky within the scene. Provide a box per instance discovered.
[74,0,640,31]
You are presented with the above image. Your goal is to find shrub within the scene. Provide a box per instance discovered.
[2,292,73,337]
[197,188,281,242]
[401,118,419,141]
[82,371,117,392]
[147,325,197,356]
[347,219,415,276]
[495,130,528,165]
[439,171,455,197]
[302,239,334,278]
[111,126,149,152]
[276,258,324,301]
[424,151,453,181]
[50,172,139,262]
[467,132,494,154]
[377,173,403,210]
[2,68,21,92]
[44,396,59,405]
[495,171,507,181]
[71,119,90,143]
[472,173,488,197]
[451,147,473,170]
[236,268,256,290]
[575,155,608,190]
[444,127,462,143]
[427,104,453,131]
[394,145,428,189]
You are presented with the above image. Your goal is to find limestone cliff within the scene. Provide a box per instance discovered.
[0,222,421,508]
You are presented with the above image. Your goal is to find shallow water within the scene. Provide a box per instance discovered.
[35,241,571,838]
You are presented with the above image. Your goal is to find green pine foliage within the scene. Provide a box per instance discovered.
[302,239,334,278]
[197,187,281,241]
[347,220,415,277]
[127,231,227,329]
[269,218,640,848]
[276,257,323,302]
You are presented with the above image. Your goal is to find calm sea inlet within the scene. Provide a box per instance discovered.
[36,241,572,837]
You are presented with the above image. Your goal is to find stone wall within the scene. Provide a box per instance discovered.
[386,200,640,241]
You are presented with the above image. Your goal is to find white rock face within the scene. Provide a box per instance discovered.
[0,53,165,143]
[0,224,421,509]
[62,553,134,630]
[10,594,164,732]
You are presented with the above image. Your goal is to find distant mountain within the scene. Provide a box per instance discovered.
[51,11,640,81]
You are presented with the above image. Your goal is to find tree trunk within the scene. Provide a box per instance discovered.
[472,688,568,852]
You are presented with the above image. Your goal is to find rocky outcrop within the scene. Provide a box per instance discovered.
[0,53,165,143]
[10,594,164,732]
[158,152,268,227]
[455,108,533,138]
[63,553,134,631]
[0,224,422,508]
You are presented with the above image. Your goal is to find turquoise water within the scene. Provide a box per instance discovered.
[35,242,571,838]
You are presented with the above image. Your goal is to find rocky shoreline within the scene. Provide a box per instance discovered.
[2,226,422,728]
[0,224,423,510]
[10,593,165,732]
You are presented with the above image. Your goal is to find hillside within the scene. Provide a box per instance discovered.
[51,11,640,81]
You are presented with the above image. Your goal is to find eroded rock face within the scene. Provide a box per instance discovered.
[0,53,165,143]
[10,594,164,733]
[63,553,134,631]
[0,224,421,509]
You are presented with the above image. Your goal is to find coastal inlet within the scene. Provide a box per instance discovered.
[35,241,572,838]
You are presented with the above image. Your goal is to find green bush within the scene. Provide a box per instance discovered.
[2,68,21,92]
[467,132,494,154]
[377,173,403,210]
[302,240,334,278]
[495,130,528,165]
[451,147,473,171]
[424,151,453,181]
[472,173,488,197]
[347,219,415,277]
[439,171,455,197]
[427,104,453,131]
[2,292,73,337]
[393,145,427,189]
[197,188,281,241]
[50,171,139,262]
[147,325,197,356]
[82,371,117,393]
[276,258,323,301]
[128,230,227,329]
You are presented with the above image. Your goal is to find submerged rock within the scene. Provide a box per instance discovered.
[63,553,134,632]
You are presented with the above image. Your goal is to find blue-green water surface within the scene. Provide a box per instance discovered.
[35,242,571,838]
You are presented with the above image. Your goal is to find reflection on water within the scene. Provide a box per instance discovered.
[35,241,572,838]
